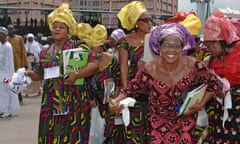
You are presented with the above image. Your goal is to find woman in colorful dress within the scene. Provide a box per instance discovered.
[110,23,222,144]
[115,1,153,143]
[24,4,94,143]
[73,23,124,144]
[168,12,215,142]
[203,12,240,144]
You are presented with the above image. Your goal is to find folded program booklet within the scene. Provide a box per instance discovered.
[179,84,207,115]
[63,48,88,85]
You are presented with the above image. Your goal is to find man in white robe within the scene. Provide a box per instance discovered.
[0,26,19,118]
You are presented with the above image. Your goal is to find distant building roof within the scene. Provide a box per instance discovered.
[213,7,240,18]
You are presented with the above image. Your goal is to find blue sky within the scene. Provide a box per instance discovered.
[178,0,240,12]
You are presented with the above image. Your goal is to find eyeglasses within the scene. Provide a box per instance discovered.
[138,18,153,23]
[160,43,182,50]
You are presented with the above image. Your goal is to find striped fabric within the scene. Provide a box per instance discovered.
[37,39,91,144]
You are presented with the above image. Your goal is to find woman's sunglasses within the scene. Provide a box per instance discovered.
[138,18,153,23]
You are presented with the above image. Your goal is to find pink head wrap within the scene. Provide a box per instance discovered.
[229,18,240,38]
[204,13,240,44]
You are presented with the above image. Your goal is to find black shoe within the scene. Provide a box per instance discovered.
[0,113,12,118]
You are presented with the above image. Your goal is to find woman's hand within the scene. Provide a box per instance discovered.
[90,99,97,108]
[109,98,124,114]
[65,72,77,85]
[184,103,203,116]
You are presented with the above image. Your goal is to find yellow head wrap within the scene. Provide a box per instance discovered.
[117,1,147,31]
[180,14,202,36]
[81,24,107,48]
[77,23,93,42]
[47,3,77,36]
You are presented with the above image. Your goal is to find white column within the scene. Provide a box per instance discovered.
[196,0,206,34]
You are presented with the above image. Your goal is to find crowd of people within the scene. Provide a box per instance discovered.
[0,1,239,144]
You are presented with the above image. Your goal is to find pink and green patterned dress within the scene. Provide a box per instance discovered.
[36,39,93,144]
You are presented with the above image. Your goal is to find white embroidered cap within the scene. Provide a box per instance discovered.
[0,26,8,35]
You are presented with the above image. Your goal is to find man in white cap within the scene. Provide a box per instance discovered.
[23,33,42,97]
[0,26,20,118]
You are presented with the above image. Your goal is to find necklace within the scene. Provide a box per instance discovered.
[158,59,181,75]
[51,45,61,56]
[135,32,144,44]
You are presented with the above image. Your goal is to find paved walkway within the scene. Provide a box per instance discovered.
[0,95,41,144]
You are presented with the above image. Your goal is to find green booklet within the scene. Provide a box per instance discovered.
[63,48,89,85]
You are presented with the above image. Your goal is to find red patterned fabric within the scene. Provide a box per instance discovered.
[123,61,221,144]
[209,42,240,86]
[230,18,240,38]
[166,11,196,23]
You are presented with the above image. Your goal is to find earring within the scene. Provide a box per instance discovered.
[136,25,138,29]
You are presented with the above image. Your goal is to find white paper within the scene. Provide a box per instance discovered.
[44,66,60,79]
[222,91,232,127]
[196,109,209,127]
[119,97,136,127]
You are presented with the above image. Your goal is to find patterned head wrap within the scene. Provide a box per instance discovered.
[180,14,202,36]
[117,1,147,31]
[149,23,195,56]
[166,11,197,23]
[230,18,240,38]
[110,28,126,41]
[77,23,92,42]
[82,24,107,48]
[47,3,77,36]
[204,12,240,44]
[167,12,201,37]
